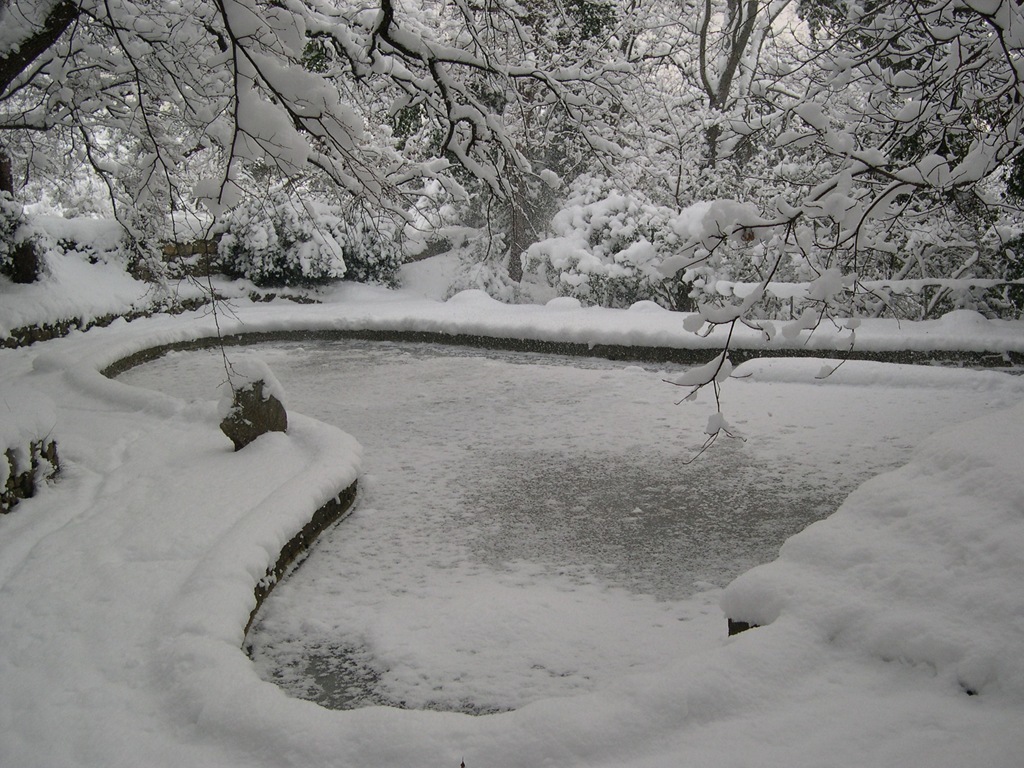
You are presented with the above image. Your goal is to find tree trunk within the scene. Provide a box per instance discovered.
[698,0,761,169]
[9,241,40,283]
[0,0,81,284]
[0,150,12,195]
[0,0,80,95]
[507,201,526,283]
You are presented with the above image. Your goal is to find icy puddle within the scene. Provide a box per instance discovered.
[118,339,1019,714]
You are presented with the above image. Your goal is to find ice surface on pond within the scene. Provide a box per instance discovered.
[119,339,1010,715]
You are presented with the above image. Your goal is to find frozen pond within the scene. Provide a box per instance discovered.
[118,339,1017,714]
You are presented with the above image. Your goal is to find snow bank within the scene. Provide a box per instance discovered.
[0,315,364,768]
[165,413,360,651]
[0,251,153,337]
[0,387,56,452]
[722,401,1024,700]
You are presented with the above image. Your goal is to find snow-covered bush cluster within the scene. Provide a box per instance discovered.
[523,176,1024,321]
[30,215,129,267]
[444,243,525,304]
[0,388,59,512]
[525,181,695,310]
[525,179,784,312]
[215,189,402,288]
[0,193,26,278]
[338,210,404,286]
[215,190,344,287]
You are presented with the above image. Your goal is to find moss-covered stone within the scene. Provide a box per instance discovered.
[219,380,288,451]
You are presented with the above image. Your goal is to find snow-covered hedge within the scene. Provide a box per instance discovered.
[527,182,1024,321]
[215,190,402,288]
[525,186,695,310]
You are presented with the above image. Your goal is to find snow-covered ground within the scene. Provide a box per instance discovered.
[1,256,1023,767]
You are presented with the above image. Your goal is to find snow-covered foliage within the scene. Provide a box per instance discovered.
[526,177,794,311]
[657,0,1024,331]
[0,193,24,277]
[444,247,524,304]
[215,189,402,288]
[0,0,630,263]
[3,0,1021,331]
[1,205,133,283]
[215,191,347,288]
[526,181,687,309]
[337,209,404,287]
[28,215,128,269]
[527,176,1024,323]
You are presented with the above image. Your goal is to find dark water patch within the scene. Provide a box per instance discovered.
[457,449,844,600]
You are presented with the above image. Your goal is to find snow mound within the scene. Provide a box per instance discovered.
[0,387,56,450]
[721,401,1024,700]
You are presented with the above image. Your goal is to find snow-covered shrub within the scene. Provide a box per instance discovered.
[216,189,403,288]
[525,181,696,310]
[442,230,528,304]
[30,215,129,266]
[338,210,403,287]
[528,179,860,318]
[215,190,347,287]
[1,203,147,285]
[1,389,59,513]
[445,256,523,304]
[0,193,26,278]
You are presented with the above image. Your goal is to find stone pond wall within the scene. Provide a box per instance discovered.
[245,482,359,638]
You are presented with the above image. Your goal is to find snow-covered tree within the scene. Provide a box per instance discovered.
[660,0,1024,333]
[392,0,637,285]
[0,0,631,282]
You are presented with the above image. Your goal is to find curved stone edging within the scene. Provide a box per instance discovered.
[1,297,212,350]
[101,327,1024,379]
[98,338,359,648]
[245,481,358,638]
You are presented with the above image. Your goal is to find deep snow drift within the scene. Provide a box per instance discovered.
[1,257,1023,767]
